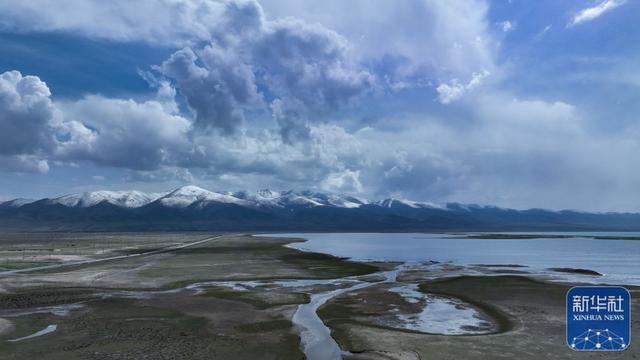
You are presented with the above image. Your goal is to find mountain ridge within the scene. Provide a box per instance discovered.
[1,185,639,232]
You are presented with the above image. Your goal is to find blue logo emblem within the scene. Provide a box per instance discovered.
[567,286,630,351]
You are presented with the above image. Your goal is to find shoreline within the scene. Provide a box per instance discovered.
[0,233,637,359]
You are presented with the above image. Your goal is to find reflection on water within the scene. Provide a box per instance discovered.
[388,284,492,335]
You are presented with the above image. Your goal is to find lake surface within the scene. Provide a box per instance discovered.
[264,233,640,285]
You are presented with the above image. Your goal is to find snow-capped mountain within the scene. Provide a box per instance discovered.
[376,198,442,209]
[47,190,167,208]
[156,185,249,208]
[2,185,640,231]
[14,185,369,210]
[232,189,367,208]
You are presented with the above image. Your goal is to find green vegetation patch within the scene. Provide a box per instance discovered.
[199,287,309,309]
[237,319,292,333]
[0,296,304,360]
[0,288,96,309]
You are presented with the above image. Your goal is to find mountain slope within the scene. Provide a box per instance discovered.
[1,186,639,231]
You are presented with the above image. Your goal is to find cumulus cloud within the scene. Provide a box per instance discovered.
[568,0,626,27]
[3,1,640,212]
[0,71,61,172]
[0,69,367,194]
[158,46,261,134]
[0,0,498,85]
[260,0,497,82]
[321,170,363,193]
[0,71,58,156]
[58,94,192,170]
[497,20,515,32]
[0,0,232,46]
[156,1,373,139]
[436,70,490,104]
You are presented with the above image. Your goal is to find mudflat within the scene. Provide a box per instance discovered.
[0,233,374,359]
[0,233,637,359]
[320,275,638,359]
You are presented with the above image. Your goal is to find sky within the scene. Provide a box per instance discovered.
[0,0,638,212]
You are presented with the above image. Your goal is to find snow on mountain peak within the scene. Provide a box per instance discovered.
[256,189,280,199]
[51,190,165,208]
[5,186,444,211]
[158,185,248,208]
[377,198,442,209]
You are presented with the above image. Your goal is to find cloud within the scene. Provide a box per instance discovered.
[57,94,192,170]
[0,155,49,173]
[497,20,515,32]
[568,0,626,27]
[158,46,261,134]
[0,0,498,84]
[321,170,363,193]
[2,1,640,212]
[0,70,367,193]
[0,0,232,46]
[534,25,552,41]
[260,0,497,83]
[436,70,490,104]
[0,70,58,156]
[127,167,194,183]
[0,70,61,172]
[156,1,373,139]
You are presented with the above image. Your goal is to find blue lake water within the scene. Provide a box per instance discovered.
[263,233,640,285]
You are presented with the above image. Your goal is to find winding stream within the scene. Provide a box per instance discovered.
[291,268,400,360]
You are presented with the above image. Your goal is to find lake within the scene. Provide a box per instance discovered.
[263,232,640,285]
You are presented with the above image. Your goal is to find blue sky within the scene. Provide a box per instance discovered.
[0,0,638,211]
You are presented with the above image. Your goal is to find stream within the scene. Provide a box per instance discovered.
[291,269,399,360]
[8,324,57,342]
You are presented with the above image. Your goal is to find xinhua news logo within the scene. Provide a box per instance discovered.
[566,286,630,351]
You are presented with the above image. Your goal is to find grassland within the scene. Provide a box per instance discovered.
[0,233,377,359]
[0,233,637,359]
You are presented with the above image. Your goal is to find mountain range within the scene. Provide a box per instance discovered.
[1,185,639,231]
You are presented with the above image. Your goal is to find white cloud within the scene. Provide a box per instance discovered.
[0,70,62,173]
[568,0,626,27]
[2,1,640,212]
[58,94,192,170]
[0,155,49,173]
[260,0,498,83]
[0,0,233,46]
[497,20,515,32]
[436,70,490,104]
[321,170,363,193]
[0,70,58,156]
[156,3,373,139]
